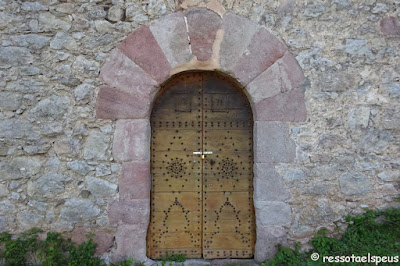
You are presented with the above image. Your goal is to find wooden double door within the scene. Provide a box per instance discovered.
[147,72,255,259]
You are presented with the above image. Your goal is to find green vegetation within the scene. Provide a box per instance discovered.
[263,208,400,265]
[159,253,186,266]
[0,229,136,266]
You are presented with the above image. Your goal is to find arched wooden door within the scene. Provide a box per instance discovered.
[147,71,255,259]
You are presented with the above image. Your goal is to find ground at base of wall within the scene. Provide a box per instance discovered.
[144,259,259,266]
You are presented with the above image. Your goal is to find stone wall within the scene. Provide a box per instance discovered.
[0,0,399,263]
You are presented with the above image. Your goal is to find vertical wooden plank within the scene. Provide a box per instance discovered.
[202,72,255,259]
[148,72,203,259]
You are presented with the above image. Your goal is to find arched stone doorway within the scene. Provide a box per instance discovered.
[95,6,307,263]
[148,71,255,259]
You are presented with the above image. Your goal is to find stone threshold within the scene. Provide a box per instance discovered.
[144,259,259,266]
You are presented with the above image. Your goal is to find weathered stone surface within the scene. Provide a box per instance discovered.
[27,173,66,198]
[382,108,400,130]
[59,198,100,224]
[72,55,100,77]
[0,47,33,68]
[318,67,354,92]
[0,157,42,180]
[50,32,77,50]
[74,83,94,104]
[254,164,289,201]
[21,1,48,11]
[83,130,110,160]
[96,164,111,177]
[147,0,167,16]
[28,95,70,121]
[86,176,117,198]
[255,226,288,262]
[254,122,296,164]
[96,86,152,120]
[185,8,222,61]
[358,129,392,154]
[303,2,325,18]
[114,224,147,261]
[39,12,71,31]
[113,120,150,162]
[118,26,170,83]
[150,12,192,67]
[0,200,15,216]
[233,27,287,86]
[247,52,304,103]
[378,171,398,182]
[380,16,400,35]
[254,87,307,122]
[17,210,43,229]
[54,138,80,157]
[0,184,8,197]
[119,161,150,200]
[220,13,258,70]
[254,201,291,226]
[0,92,22,111]
[126,4,148,22]
[345,39,371,57]
[346,106,370,130]
[9,34,51,49]
[100,49,157,98]
[71,228,114,255]
[108,6,124,22]
[67,160,93,175]
[339,173,373,196]
[0,216,6,232]
[0,119,38,139]
[108,199,149,225]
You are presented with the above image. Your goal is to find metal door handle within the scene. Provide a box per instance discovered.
[192,151,213,154]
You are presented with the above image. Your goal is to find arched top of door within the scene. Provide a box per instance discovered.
[96,7,307,123]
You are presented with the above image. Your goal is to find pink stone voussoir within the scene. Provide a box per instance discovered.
[100,49,158,97]
[233,27,288,86]
[96,85,151,120]
[118,26,171,83]
[255,87,307,122]
[185,8,222,61]
[119,161,150,200]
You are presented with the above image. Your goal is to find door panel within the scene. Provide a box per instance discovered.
[148,72,254,259]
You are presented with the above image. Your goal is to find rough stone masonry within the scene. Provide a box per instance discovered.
[0,0,399,264]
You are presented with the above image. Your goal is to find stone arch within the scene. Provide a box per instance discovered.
[97,7,306,263]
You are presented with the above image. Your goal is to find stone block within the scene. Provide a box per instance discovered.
[233,27,287,86]
[108,199,149,226]
[0,47,33,68]
[83,130,110,160]
[71,227,114,255]
[254,87,307,122]
[114,224,147,262]
[59,198,101,224]
[339,173,373,196]
[185,8,222,61]
[96,85,152,120]
[254,201,291,226]
[27,173,65,199]
[220,13,258,71]
[254,164,289,201]
[118,26,170,83]
[112,119,150,162]
[380,16,400,35]
[100,49,157,97]
[150,12,192,67]
[119,161,150,200]
[254,122,296,164]
[247,52,304,104]
[86,176,118,199]
[254,226,288,263]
